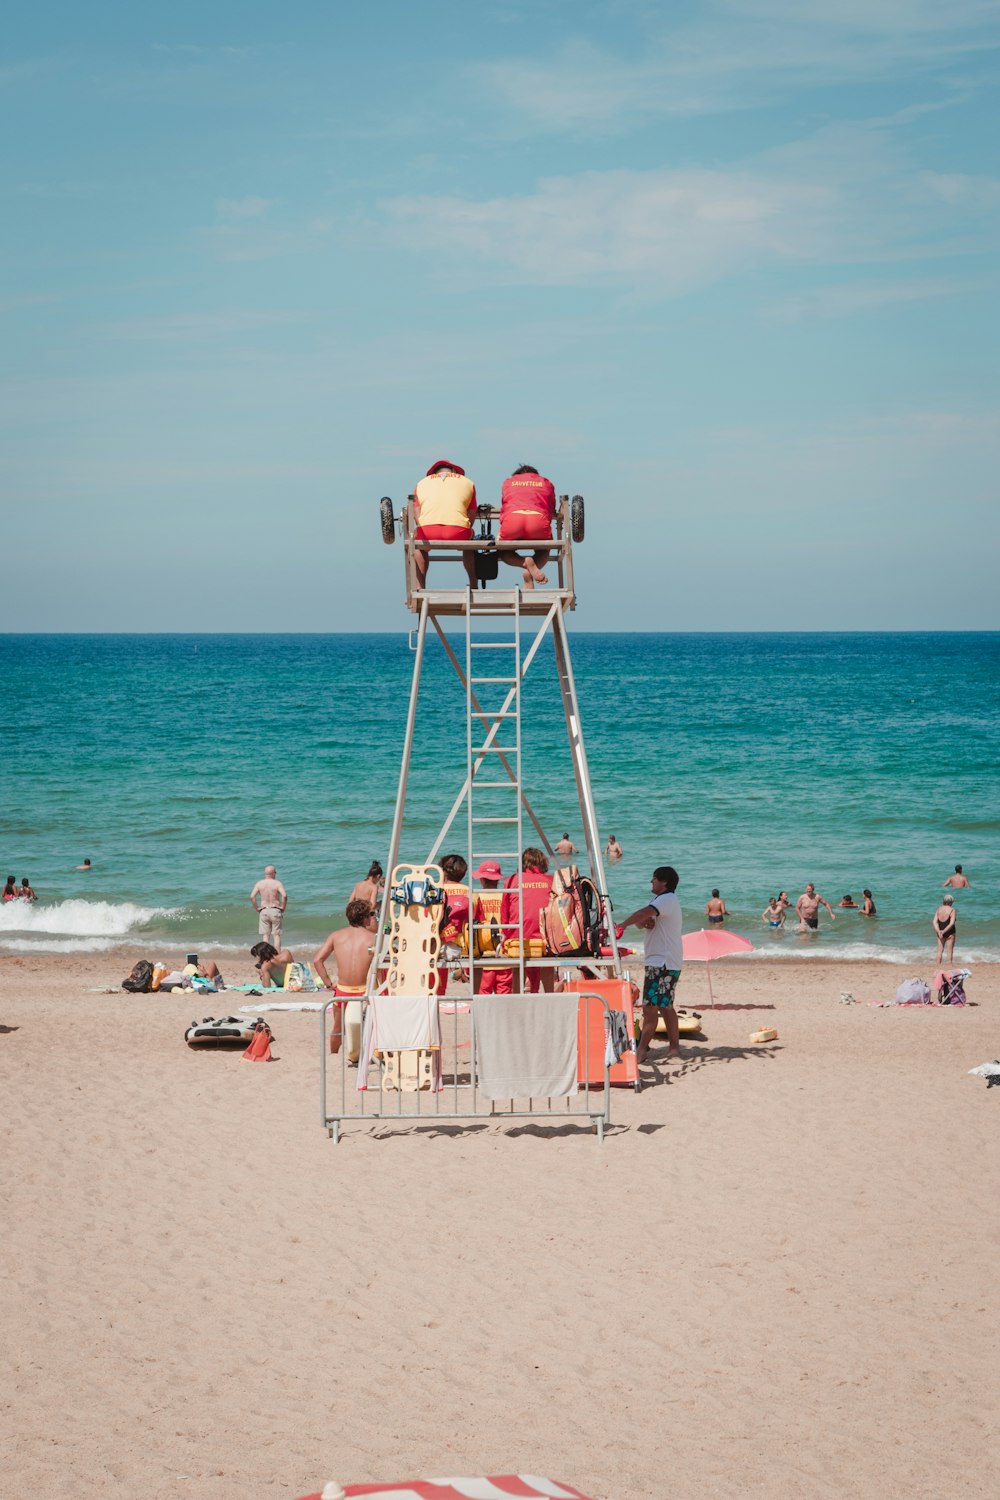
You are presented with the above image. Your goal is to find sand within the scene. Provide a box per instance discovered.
[2,950,997,1500]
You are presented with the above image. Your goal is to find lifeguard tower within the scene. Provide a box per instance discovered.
[372,490,624,992]
[319,487,637,1143]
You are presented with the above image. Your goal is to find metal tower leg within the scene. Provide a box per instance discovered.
[370,597,429,980]
[552,607,622,971]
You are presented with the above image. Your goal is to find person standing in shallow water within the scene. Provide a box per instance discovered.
[250,865,287,949]
[796,883,835,932]
[943,865,971,889]
[933,895,957,964]
[705,889,727,924]
[350,861,384,911]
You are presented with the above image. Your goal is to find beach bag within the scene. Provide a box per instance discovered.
[541,865,601,958]
[122,959,154,994]
[895,978,931,1005]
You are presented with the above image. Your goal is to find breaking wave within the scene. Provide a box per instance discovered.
[0,899,181,940]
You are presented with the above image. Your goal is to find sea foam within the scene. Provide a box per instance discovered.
[0,899,181,938]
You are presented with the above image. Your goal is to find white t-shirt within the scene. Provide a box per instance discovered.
[643,891,683,970]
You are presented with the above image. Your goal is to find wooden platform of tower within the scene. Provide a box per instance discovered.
[369,494,624,995]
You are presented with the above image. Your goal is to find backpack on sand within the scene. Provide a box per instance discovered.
[541,865,601,959]
[122,959,154,994]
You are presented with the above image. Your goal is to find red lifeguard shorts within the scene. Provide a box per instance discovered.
[498,514,552,544]
[415,525,473,543]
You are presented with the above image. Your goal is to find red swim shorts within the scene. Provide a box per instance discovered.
[415,525,473,543]
[498,513,553,544]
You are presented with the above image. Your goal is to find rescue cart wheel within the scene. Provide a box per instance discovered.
[379,496,396,544]
[571,494,585,543]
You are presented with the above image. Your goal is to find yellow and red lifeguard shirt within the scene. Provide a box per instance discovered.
[414,472,478,530]
[440,880,471,947]
[473,886,503,953]
[499,473,555,529]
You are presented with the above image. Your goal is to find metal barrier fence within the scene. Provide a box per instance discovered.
[320,992,611,1144]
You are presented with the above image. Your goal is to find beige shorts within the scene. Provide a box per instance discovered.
[259,906,283,945]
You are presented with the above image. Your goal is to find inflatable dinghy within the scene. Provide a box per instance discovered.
[185,1015,263,1047]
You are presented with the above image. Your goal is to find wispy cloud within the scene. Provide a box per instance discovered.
[0,291,61,313]
[470,0,1000,133]
[96,309,308,342]
[382,123,1000,296]
[761,276,977,320]
[201,197,334,262]
[215,195,275,220]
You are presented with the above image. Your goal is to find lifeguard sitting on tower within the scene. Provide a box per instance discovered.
[413,459,478,588]
[498,463,556,589]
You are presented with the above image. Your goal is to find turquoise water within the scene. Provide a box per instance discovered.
[1,632,996,962]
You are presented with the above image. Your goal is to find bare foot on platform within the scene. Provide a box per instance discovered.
[521,564,536,589]
[525,557,548,585]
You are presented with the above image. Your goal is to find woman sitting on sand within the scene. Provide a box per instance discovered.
[250,941,294,989]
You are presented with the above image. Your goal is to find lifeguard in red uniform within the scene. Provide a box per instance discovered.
[413,460,478,588]
[435,852,471,997]
[500,847,554,993]
[498,464,556,589]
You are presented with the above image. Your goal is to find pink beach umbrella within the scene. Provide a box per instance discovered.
[682,928,754,1008]
[296,1480,597,1499]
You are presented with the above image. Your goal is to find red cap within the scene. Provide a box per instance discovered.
[426,459,465,476]
[474,860,502,880]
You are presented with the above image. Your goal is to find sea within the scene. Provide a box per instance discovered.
[1,632,997,964]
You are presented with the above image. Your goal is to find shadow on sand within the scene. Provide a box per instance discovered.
[639,1043,781,1085]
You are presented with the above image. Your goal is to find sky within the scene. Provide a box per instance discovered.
[2,0,999,631]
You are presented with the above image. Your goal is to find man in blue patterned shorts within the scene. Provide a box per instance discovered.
[618,865,683,1063]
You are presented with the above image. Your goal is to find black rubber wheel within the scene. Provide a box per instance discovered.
[571,494,585,543]
[379,496,395,545]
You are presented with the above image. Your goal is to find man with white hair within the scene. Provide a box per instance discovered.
[250,865,288,948]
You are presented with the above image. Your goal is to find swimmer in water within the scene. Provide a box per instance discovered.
[705,889,727,925]
[761,896,785,929]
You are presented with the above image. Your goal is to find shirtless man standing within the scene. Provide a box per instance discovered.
[313,899,378,1053]
[795,882,835,931]
[554,833,578,857]
[705,889,727,924]
[604,835,623,863]
[943,864,971,889]
[250,865,287,948]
